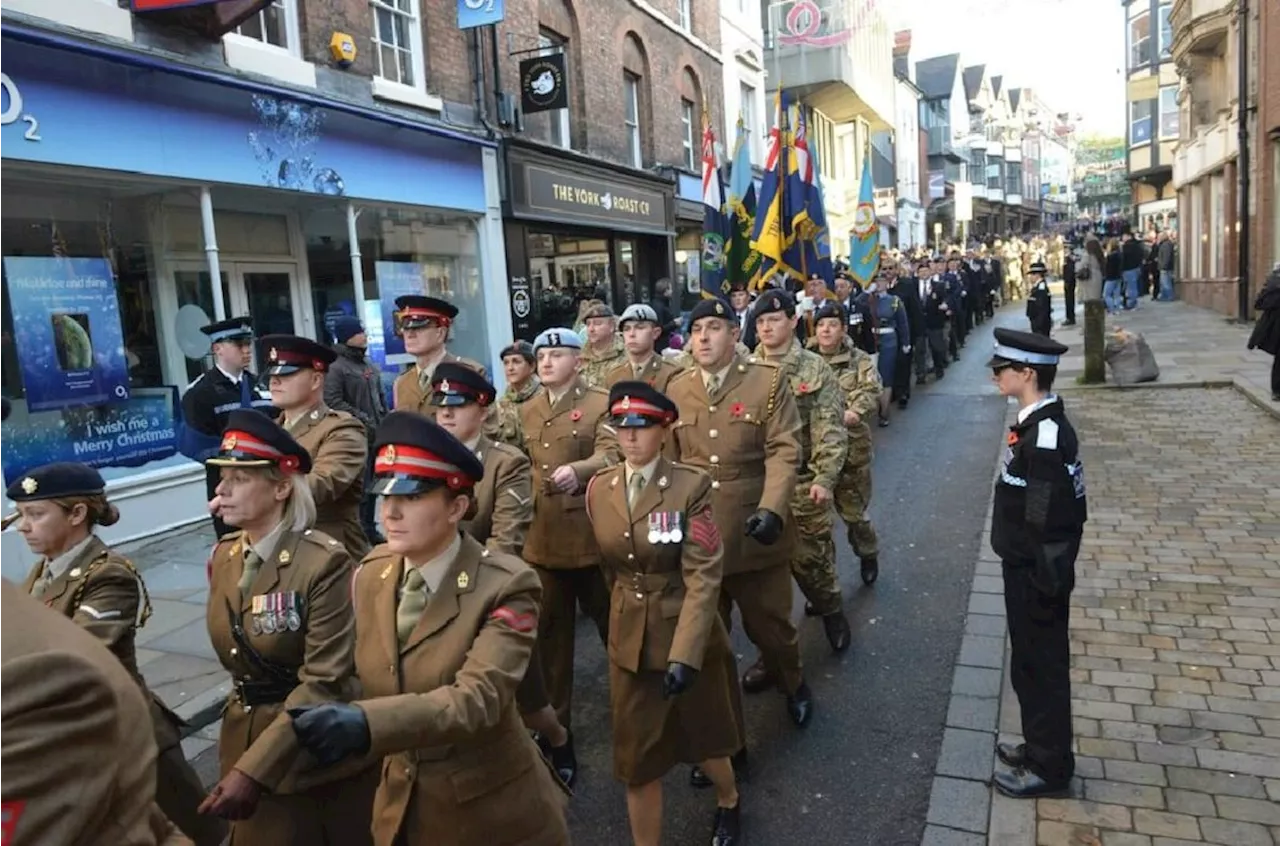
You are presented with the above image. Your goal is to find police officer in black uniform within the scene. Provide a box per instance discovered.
[1026,262,1053,337]
[179,317,274,537]
[987,328,1088,799]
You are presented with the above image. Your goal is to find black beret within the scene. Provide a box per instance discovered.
[6,462,106,502]
[688,298,734,326]
[395,295,459,330]
[813,300,847,324]
[751,289,796,319]
[430,362,496,407]
[258,334,338,376]
[499,340,535,363]
[370,411,484,496]
[207,410,312,474]
[607,380,678,428]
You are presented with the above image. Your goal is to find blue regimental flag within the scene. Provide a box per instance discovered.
[699,118,734,299]
[848,152,880,286]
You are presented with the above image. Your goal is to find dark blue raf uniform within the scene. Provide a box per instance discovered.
[180,317,274,538]
[988,329,1087,799]
[1026,262,1053,337]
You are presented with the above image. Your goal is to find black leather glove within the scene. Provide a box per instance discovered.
[288,703,371,767]
[662,662,699,699]
[743,508,783,545]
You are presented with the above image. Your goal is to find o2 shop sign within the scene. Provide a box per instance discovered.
[1,74,42,142]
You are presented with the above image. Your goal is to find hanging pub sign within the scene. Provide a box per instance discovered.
[129,0,274,38]
[519,52,568,115]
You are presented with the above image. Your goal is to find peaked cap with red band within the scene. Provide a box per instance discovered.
[370,411,484,496]
[394,295,459,331]
[258,334,337,376]
[607,380,678,428]
[207,410,311,474]
[429,362,496,408]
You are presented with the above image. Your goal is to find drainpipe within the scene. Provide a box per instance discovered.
[199,186,226,322]
[1236,0,1251,321]
[346,202,364,312]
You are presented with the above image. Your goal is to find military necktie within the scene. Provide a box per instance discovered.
[396,567,429,644]
[418,366,432,391]
[634,362,645,378]
[705,374,721,399]
[31,564,52,599]
[628,472,646,511]
[238,550,263,592]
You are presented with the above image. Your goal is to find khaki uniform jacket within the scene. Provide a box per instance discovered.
[464,435,533,557]
[518,379,619,569]
[351,536,568,846]
[603,354,684,392]
[810,336,881,464]
[666,355,802,575]
[391,353,488,418]
[285,403,370,559]
[206,528,360,793]
[753,340,847,490]
[2,581,186,846]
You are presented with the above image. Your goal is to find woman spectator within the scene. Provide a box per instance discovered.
[1247,266,1280,401]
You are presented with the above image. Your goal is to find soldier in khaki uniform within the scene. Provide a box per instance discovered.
[604,303,684,391]
[6,462,221,846]
[389,295,488,417]
[255,334,370,558]
[289,413,569,846]
[578,302,627,388]
[809,300,884,585]
[2,581,187,846]
[429,363,577,787]
[587,382,743,846]
[751,292,853,653]
[495,340,539,447]
[518,327,620,728]
[201,411,375,844]
[666,298,814,746]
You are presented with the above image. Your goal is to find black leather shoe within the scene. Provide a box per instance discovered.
[822,611,851,653]
[786,682,814,727]
[996,741,1027,768]
[741,658,775,694]
[993,768,1069,798]
[897,398,909,410]
[711,802,742,846]
[690,748,749,788]
[803,602,821,617]
[537,731,577,789]
[877,417,890,428]
[916,376,927,386]
[860,556,879,585]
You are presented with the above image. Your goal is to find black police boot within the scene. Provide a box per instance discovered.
[993,767,1069,799]
[822,611,851,653]
[860,555,879,585]
[741,658,776,694]
[537,731,578,789]
[803,602,821,617]
[897,397,909,410]
[916,375,927,386]
[996,741,1028,768]
[690,748,749,789]
[711,801,742,846]
[786,682,814,727]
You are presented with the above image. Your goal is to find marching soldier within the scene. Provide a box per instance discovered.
[665,299,813,750]
[1026,261,1053,337]
[255,334,369,558]
[390,295,487,417]
[429,363,578,787]
[201,411,374,844]
[7,462,223,846]
[586,382,743,846]
[751,292,852,653]
[808,301,884,586]
[605,303,684,391]
[181,316,274,538]
[519,328,619,729]
[578,302,627,388]
[289,414,570,846]
[495,340,539,447]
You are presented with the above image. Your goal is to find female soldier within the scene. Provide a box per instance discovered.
[198,410,374,844]
[7,461,224,846]
[586,381,743,846]
[289,411,569,846]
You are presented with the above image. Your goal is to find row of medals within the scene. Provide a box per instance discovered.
[250,592,303,635]
[648,511,684,545]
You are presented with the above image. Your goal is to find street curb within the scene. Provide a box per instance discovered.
[175,679,230,734]
[1058,378,1280,422]
[919,402,1021,846]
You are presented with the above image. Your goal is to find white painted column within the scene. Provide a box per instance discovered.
[199,186,226,321]
[346,202,365,307]
[478,146,514,392]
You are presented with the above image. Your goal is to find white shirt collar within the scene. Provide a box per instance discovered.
[43,534,96,580]
[408,532,463,594]
[248,518,289,565]
[216,364,245,384]
[1017,394,1059,424]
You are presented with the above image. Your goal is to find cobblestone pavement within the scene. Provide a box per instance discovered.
[990,387,1280,846]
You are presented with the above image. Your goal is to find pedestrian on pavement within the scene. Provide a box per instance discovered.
[259,334,370,558]
[200,411,375,844]
[1156,231,1177,301]
[605,303,684,391]
[1061,249,1077,326]
[494,340,539,448]
[1102,239,1124,315]
[586,381,744,846]
[390,295,487,417]
[987,329,1088,799]
[6,462,224,846]
[429,362,577,789]
[289,413,570,846]
[325,316,387,544]
[1119,227,1146,310]
[1246,266,1280,401]
[1025,262,1053,337]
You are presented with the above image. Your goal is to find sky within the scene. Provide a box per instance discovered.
[887,0,1128,138]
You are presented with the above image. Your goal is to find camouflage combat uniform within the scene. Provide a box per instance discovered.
[578,336,626,389]
[753,339,848,615]
[811,335,881,560]
[494,377,540,449]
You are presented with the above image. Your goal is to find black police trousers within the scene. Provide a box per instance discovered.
[1002,559,1075,784]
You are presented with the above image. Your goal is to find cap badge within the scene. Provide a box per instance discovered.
[269,347,279,362]
[457,572,470,589]
[384,445,397,465]
[20,477,37,494]
[621,396,632,410]
[279,549,291,564]
[222,434,237,451]
[440,379,451,394]
[714,302,725,315]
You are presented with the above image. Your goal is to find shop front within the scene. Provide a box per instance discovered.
[502,142,676,338]
[0,29,508,572]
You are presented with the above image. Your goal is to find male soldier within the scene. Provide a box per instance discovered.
[605,303,684,391]
[578,302,627,388]
[518,328,619,729]
[666,299,813,736]
[181,316,274,538]
[1026,261,1053,336]
[390,295,486,417]
[253,334,369,557]
[494,340,539,448]
[944,254,966,359]
[808,301,883,585]
[728,280,757,351]
[752,291,852,653]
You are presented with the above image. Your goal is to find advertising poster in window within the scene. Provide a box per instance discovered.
[2,257,131,412]
[375,261,426,366]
